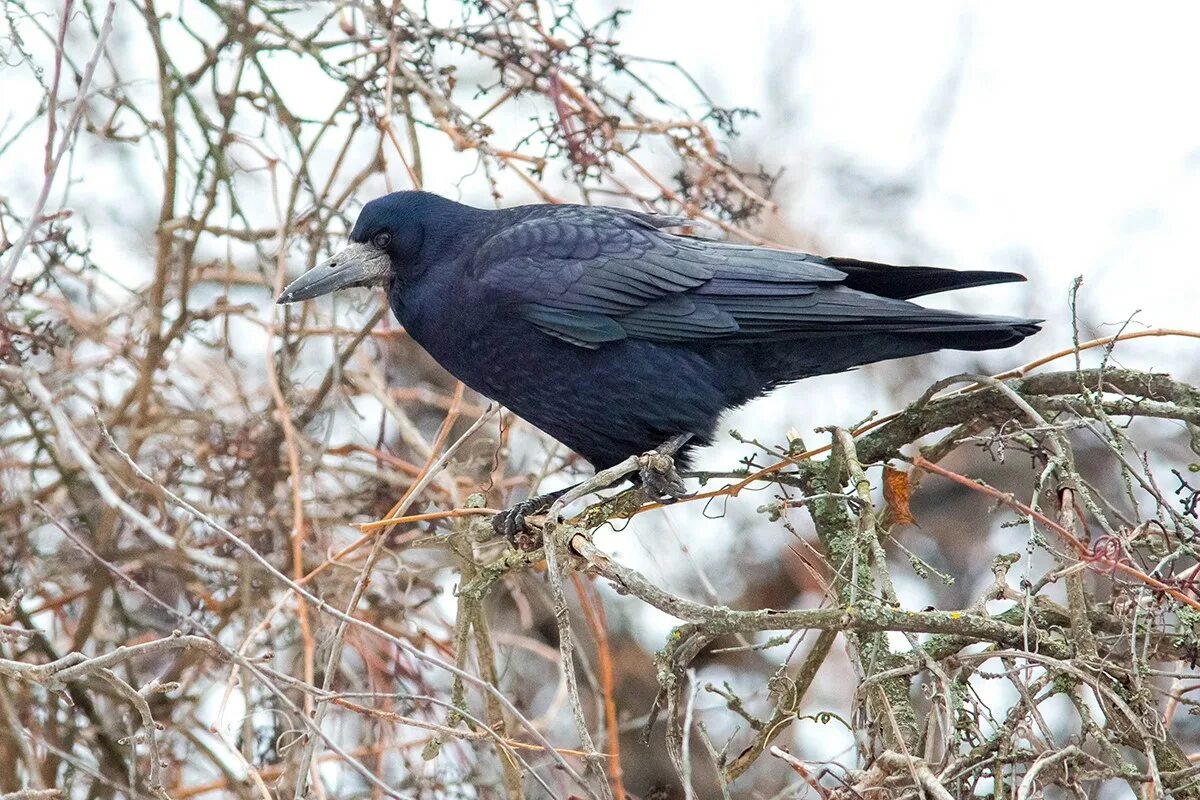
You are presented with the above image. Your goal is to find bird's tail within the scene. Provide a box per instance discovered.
[729,310,1041,405]
[825,258,1041,351]
[896,314,1042,352]
[828,258,1028,301]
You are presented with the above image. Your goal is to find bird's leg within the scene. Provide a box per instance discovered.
[636,433,693,503]
[492,484,574,550]
[494,435,692,549]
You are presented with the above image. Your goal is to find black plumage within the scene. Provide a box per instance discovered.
[279,191,1039,472]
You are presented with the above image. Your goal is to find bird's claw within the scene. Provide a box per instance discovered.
[638,447,688,503]
[492,495,557,551]
[494,437,690,546]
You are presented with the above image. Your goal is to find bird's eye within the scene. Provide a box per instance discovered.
[372,232,391,248]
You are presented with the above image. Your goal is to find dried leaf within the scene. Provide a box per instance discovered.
[883,465,915,526]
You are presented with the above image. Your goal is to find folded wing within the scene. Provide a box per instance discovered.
[473,206,1037,349]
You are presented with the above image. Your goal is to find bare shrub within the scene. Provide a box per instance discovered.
[2,3,1199,799]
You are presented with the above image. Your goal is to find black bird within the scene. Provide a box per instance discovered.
[279,191,1039,534]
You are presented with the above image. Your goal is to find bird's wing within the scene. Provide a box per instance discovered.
[472,206,1019,348]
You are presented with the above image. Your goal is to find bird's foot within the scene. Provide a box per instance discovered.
[492,498,544,550]
[491,488,569,551]
[637,434,692,503]
[494,437,691,547]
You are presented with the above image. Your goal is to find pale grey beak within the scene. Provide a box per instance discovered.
[277,242,390,304]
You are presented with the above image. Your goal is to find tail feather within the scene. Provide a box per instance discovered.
[827,257,1027,301]
[902,315,1042,352]
[737,314,1041,396]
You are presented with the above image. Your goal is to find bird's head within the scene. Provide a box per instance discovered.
[276,191,469,304]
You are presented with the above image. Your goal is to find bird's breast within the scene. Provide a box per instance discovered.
[391,282,500,384]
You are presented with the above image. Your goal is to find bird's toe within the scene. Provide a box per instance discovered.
[637,448,689,502]
[492,499,544,550]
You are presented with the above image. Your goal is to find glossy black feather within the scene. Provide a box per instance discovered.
[471,206,1034,348]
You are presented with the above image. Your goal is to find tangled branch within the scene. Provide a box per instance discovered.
[2,1,1199,798]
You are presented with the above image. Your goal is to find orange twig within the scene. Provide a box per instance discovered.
[571,573,625,799]
[357,506,500,533]
[370,381,466,536]
[265,161,318,717]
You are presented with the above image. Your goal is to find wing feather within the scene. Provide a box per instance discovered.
[473,205,1015,349]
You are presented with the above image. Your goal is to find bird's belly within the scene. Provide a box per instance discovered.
[411,316,733,468]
